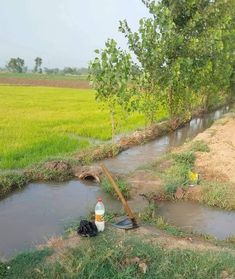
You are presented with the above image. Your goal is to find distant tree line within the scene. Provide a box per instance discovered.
[3,57,88,75]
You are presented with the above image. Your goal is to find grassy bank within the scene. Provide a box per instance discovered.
[1,230,235,279]
[146,135,235,210]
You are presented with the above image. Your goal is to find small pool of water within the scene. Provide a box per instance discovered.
[158,201,235,240]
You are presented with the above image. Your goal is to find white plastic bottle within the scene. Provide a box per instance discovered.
[95,198,105,232]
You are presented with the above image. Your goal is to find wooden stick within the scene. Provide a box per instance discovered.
[100,163,136,220]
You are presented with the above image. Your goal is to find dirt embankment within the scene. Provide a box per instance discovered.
[126,113,235,206]
[0,77,90,89]
[194,117,235,185]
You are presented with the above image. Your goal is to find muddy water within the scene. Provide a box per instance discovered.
[157,201,235,240]
[102,106,230,173]
[0,181,120,259]
[0,105,231,258]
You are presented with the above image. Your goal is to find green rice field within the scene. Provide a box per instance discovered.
[0,72,87,81]
[0,85,166,170]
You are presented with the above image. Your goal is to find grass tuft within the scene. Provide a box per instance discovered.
[101,177,130,199]
[0,172,29,197]
[201,181,235,210]
[190,140,210,152]
[162,151,196,197]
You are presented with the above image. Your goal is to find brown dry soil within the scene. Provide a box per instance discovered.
[0,77,90,88]
[194,116,235,185]
[125,112,235,204]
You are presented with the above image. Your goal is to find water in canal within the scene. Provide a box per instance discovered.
[0,106,233,259]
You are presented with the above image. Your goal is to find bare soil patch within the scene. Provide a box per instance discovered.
[194,117,235,185]
[124,113,235,205]
[0,77,90,89]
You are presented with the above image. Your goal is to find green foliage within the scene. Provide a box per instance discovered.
[118,0,235,118]
[89,39,133,141]
[0,72,87,80]
[34,57,42,73]
[0,262,7,278]
[9,233,235,279]
[163,151,196,196]
[172,151,196,167]
[139,202,158,222]
[201,181,235,210]
[27,160,73,182]
[6,57,25,73]
[1,249,52,279]
[0,172,29,196]
[101,177,130,199]
[190,140,210,153]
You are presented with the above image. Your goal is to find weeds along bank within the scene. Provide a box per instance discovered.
[128,107,235,211]
[1,227,235,279]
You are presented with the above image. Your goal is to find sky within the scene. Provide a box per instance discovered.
[0,0,150,69]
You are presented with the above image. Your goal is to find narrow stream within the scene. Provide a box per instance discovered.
[157,201,235,240]
[102,106,230,173]
[0,105,233,259]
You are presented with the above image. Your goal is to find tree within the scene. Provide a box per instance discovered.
[34,57,43,73]
[119,0,235,118]
[89,39,133,142]
[6,57,25,73]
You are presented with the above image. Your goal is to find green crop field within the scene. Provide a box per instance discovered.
[0,85,167,170]
[0,72,87,81]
